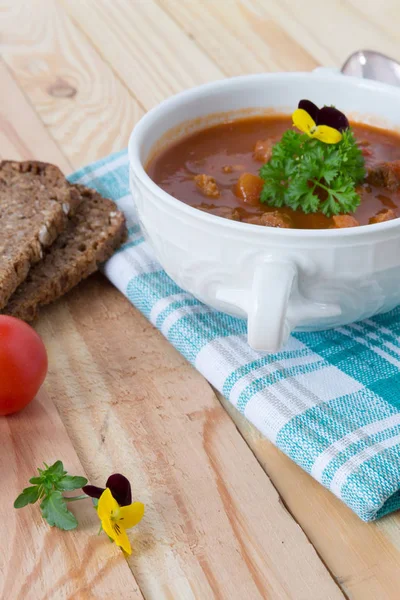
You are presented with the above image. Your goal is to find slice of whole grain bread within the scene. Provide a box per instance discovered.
[0,160,81,309]
[3,185,127,321]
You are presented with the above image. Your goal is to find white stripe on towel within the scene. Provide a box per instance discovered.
[331,432,400,498]
[311,413,400,480]
[77,154,128,185]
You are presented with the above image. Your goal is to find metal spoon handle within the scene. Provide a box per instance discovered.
[341,50,400,87]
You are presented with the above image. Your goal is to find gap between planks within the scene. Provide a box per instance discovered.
[1,390,144,600]
[36,275,345,600]
[217,392,400,600]
[213,389,351,600]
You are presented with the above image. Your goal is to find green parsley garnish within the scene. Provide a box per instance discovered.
[259,129,365,217]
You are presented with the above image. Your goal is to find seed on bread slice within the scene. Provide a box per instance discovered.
[3,185,127,322]
[0,160,81,309]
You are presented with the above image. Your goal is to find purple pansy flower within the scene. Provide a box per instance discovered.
[83,473,132,506]
[298,99,349,133]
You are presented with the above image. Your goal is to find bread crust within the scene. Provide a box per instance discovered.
[0,160,81,308]
[3,184,127,321]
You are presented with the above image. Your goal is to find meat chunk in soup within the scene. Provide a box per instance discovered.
[235,173,264,206]
[198,205,242,221]
[367,160,400,191]
[253,139,276,163]
[222,165,245,173]
[244,211,293,228]
[331,215,360,228]
[369,208,397,224]
[194,174,220,198]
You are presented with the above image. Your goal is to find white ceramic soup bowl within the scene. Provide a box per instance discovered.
[129,71,400,353]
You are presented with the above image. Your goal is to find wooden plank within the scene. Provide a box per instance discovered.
[0,60,71,172]
[0,0,143,169]
[159,0,317,75]
[59,0,223,109]
[36,274,344,600]
[0,391,144,600]
[0,50,143,600]
[245,0,400,67]
[218,393,400,600]
[346,0,400,43]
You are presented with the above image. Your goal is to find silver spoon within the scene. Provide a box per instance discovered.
[341,50,400,86]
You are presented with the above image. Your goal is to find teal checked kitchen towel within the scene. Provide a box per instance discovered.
[70,150,400,522]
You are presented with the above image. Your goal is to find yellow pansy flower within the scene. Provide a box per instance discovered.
[97,487,144,555]
[292,99,349,144]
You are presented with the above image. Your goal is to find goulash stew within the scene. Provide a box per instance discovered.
[147,101,400,229]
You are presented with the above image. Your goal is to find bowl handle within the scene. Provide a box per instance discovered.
[247,261,296,352]
[216,260,341,353]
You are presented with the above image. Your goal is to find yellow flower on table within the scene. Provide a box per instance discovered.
[97,487,144,555]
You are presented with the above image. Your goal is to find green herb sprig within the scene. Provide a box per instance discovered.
[259,129,365,217]
[14,460,88,530]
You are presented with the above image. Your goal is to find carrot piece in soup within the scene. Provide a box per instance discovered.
[235,173,264,206]
[253,139,276,163]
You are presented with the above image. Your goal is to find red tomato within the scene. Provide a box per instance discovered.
[0,316,48,416]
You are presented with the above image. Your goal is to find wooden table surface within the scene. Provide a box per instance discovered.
[2,1,400,598]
